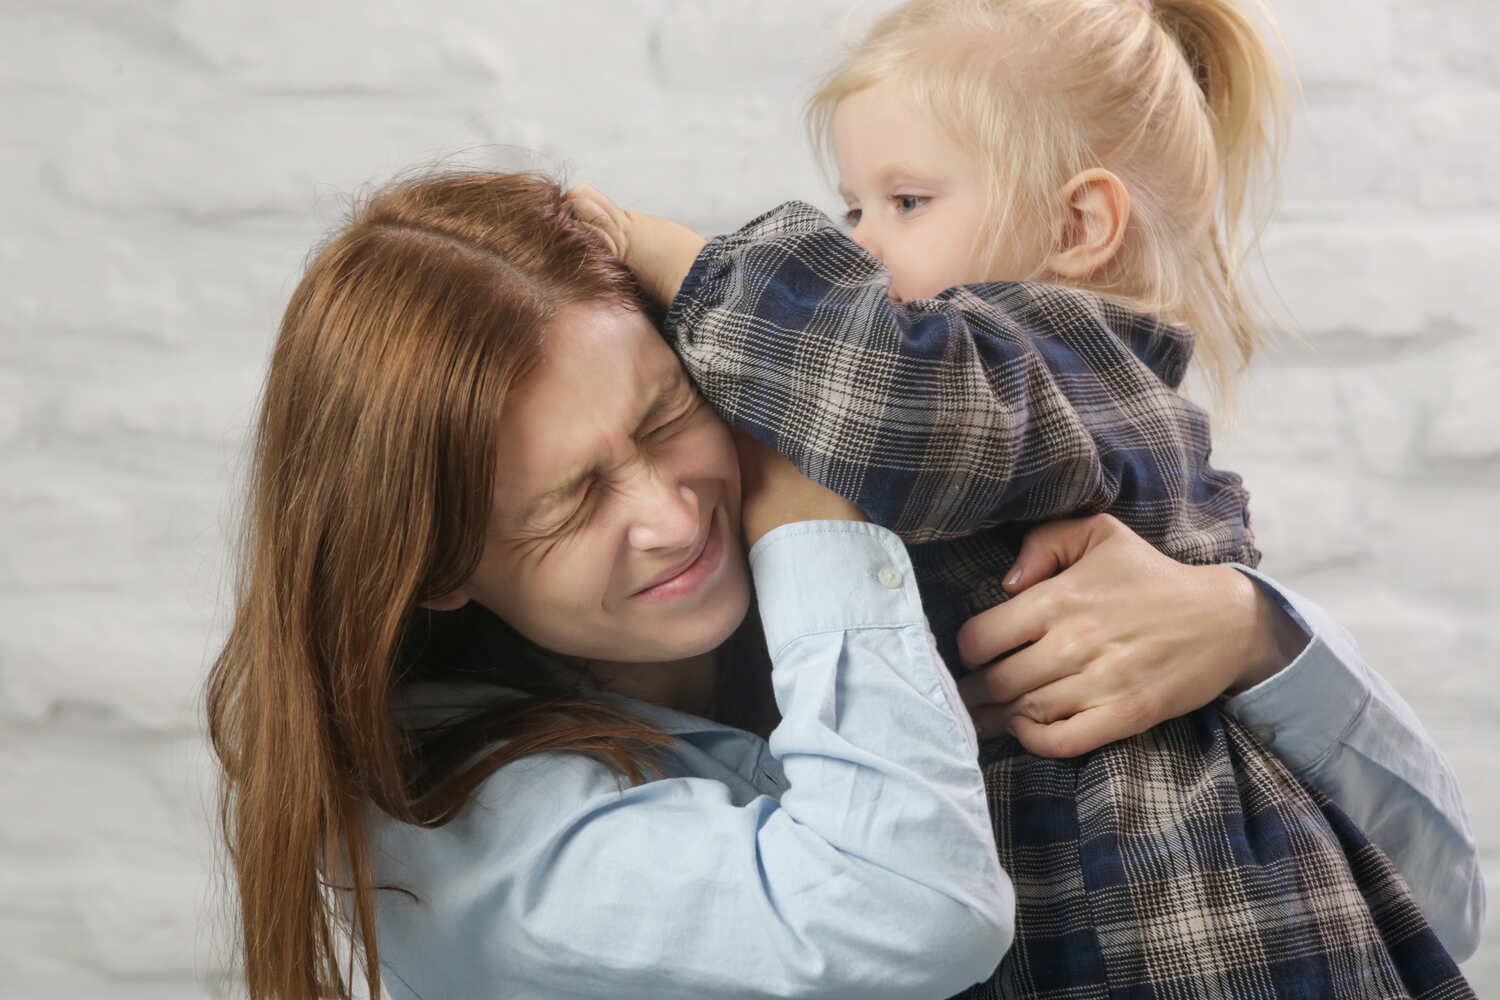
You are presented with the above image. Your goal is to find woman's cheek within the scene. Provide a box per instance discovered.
[686,414,740,482]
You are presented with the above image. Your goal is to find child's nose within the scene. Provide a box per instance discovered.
[850,222,882,262]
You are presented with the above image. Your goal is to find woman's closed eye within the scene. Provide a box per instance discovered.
[545,483,597,533]
[647,396,703,439]
[540,405,699,534]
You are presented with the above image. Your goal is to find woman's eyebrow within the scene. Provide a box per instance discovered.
[513,371,688,526]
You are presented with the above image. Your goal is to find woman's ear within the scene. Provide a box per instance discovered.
[1043,168,1131,280]
[419,590,470,612]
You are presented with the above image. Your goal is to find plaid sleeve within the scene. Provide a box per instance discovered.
[662,201,1254,560]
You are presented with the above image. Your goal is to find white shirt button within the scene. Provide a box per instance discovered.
[1248,723,1276,747]
[877,565,903,589]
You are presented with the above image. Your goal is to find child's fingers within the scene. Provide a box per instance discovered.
[564,184,629,256]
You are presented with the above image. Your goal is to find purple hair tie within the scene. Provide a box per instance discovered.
[1131,0,1152,11]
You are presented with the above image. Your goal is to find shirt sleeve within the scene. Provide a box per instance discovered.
[1222,566,1485,962]
[368,521,1013,1000]
[662,201,1255,566]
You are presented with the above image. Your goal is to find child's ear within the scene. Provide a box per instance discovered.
[1043,169,1131,280]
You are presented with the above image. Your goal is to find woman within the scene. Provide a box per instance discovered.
[209,170,1008,999]
[207,170,1478,1000]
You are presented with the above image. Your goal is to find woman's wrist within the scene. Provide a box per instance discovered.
[1216,566,1310,696]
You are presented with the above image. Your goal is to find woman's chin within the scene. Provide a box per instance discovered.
[634,561,753,662]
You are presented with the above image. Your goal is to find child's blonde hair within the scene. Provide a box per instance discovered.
[808,0,1289,408]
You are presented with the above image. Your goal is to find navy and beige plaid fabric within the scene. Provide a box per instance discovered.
[662,202,1472,997]
[963,708,1472,999]
[664,201,1258,650]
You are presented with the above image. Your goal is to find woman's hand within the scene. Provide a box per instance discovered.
[565,184,707,307]
[955,514,1308,757]
[733,429,865,549]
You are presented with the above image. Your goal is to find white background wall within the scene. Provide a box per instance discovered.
[1,1,1494,995]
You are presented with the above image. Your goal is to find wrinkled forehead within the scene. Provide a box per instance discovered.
[489,303,687,521]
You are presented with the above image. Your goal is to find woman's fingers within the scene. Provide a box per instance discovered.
[955,588,1048,671]
[1009,708,1137,759]
[956,633,1077,709]
[1001,513,1125,595]
[972,670,1134,744]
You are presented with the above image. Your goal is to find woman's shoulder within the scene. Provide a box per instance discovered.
[376,682,767,842]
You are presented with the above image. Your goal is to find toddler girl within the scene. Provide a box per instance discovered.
[569,0,1474,995]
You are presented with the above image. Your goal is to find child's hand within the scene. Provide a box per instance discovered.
[566,183,632,258]
[732,428,865,549]
[565,184,708,308]
[954,514,1307,757]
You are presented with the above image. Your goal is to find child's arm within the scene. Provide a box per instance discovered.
[571,190,1252,565]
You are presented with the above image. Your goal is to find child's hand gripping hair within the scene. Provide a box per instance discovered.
[566,184,704,308]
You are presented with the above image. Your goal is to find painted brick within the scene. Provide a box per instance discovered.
[1425,341,1500,460]
[1279,101,1417,215]
[1414,92,1500,211]
[1393,0,1500,88]
[1257,221,1498,341]
[1271,0,1397,85]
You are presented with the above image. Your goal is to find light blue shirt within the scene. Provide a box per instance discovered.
[1223,564,1485,962]
[367,522,1013,999]
[363,524,1484,998]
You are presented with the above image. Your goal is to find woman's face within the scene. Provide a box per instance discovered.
[447,300,752,665]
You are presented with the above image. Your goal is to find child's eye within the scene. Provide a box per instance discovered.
[894,194,929,213]
[843,207,863,227]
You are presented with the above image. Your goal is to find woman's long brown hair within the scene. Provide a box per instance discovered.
[205,171,682,1000]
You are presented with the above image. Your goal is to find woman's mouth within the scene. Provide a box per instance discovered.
[630,512,726,603]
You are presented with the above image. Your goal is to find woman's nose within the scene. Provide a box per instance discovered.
[626,477,701,552]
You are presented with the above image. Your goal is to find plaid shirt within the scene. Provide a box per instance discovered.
[664,202,1257,652]
[967,706,1474,1000]
[663,202,1472,998]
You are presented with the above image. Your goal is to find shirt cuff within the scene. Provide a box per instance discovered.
[1222,563,1371,774]
[748,521,927,659]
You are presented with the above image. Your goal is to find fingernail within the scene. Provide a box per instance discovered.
[1004,569,1021,587]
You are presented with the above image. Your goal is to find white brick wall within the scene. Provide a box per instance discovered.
[1,1,1493,994]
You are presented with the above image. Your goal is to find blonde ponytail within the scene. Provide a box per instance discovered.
[1154,0,1289,404]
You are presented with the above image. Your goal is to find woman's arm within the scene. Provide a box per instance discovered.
[365,524,1011,999]
[1221,566,1486,963]
[955,515,1484,962]
[568,188,1253,566]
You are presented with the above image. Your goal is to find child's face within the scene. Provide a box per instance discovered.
[833,80,1032,302]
